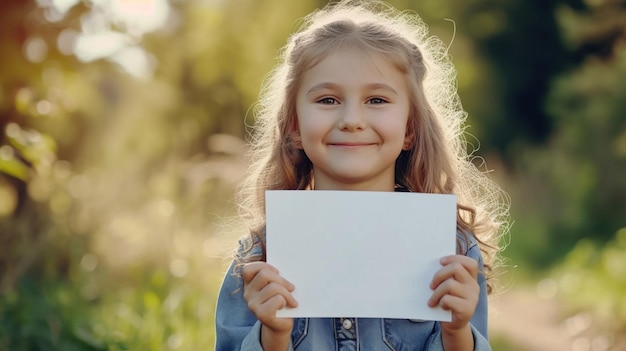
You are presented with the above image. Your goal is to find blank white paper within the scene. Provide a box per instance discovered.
[265,190,456,321]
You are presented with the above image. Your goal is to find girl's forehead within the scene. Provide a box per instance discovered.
[299,47,410,94]
[306,46,405,76]
[299,33,411,74]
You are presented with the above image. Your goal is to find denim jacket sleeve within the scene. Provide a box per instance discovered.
[214,261,296,351]
[425,235,491,351]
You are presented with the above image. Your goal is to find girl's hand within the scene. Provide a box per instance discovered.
[242,262,298,336]
[428,255,479,333]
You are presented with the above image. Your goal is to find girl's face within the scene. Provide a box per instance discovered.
[295,48,412,191]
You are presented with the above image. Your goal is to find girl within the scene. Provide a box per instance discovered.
[215,1,508,350]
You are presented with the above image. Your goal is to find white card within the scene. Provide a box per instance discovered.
[265,190,456,321]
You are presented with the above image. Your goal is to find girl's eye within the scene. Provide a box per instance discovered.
[318,97,337,105]
[367,97,387,104]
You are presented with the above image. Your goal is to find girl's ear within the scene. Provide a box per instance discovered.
[291,132,303,149]
[403,126,414,150]
[289,121,303,149]
[402,138,412,150]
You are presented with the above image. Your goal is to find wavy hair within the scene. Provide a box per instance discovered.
[235,0,510,293]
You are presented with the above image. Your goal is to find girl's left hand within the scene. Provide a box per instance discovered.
[428,254,479,333]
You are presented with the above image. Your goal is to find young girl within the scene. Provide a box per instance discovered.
[215,1,508,350]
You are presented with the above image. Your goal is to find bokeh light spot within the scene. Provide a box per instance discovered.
[572,337,590,351]
[50,191,71,215]
[28,177,52,202]
[536,278,558,300]
[156,199,175,217]
[0,145,14,160]
[591,336,610,351]
[50,0,80,15]
[57,28,79,55]
[167,333,182,349]
[81,253,99,271]
[566,312,592,336]
[74,31,129,62]
[14,89,34,114]
[5,123,22,139]
[23,36,48,63]
[69,174,92,199]
[36,100,53,115]
[169,259,188,278]
[53,160,72,180]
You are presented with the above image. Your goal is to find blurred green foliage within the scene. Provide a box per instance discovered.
[0,279,115,350]
[503,0,626,269]
[0,0,624,349]
[551,227,626,349]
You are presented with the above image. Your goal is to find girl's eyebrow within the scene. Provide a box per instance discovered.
[306,82,399,96]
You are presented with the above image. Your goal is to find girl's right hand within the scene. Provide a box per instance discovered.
[242,262,298,336]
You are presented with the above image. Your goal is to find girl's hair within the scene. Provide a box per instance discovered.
[235,0,510,293]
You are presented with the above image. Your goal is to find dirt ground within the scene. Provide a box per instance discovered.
[489,285,583,351]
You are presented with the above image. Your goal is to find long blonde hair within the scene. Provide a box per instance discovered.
[235,0,509,292]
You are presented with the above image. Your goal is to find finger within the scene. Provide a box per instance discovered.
[264,292,299,313]
[256,295,295,332]
[252,295,288,325]
[249,263,294,291]
[428,278,466,307]
[250,292,286,316]
[440,255,478,277]
[248,286,298,324]
[244,265,295,294]
[257,281,299,308]
[430,264,470,290]
[264,294,289,314]
[281,288,298,308]
[431,258,478,289]
[243,272,297,311]
[438,294,474,316]
[242,262,279,284]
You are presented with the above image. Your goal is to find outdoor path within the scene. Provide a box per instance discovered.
[489,285,575,351]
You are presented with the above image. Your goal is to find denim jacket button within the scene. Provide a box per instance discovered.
[342,318,353,330]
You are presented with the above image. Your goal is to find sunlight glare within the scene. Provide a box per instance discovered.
[74,30,130,62]
[37,0,171,78]
[111,0,170,35]
[51,0,80,15]
[110,45,156,79]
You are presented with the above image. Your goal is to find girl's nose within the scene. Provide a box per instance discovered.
[337,102,366,131]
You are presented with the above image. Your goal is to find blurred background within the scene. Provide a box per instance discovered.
[0,0,624,349]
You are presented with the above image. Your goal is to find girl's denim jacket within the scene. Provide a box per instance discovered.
[215,232,492,351]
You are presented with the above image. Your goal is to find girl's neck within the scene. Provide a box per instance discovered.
[312,178,396,192]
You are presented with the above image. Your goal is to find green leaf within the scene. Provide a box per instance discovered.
[0,156,30,181]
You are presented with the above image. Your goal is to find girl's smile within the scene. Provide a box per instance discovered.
[295,48,412,191]
[328,141,377,147]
